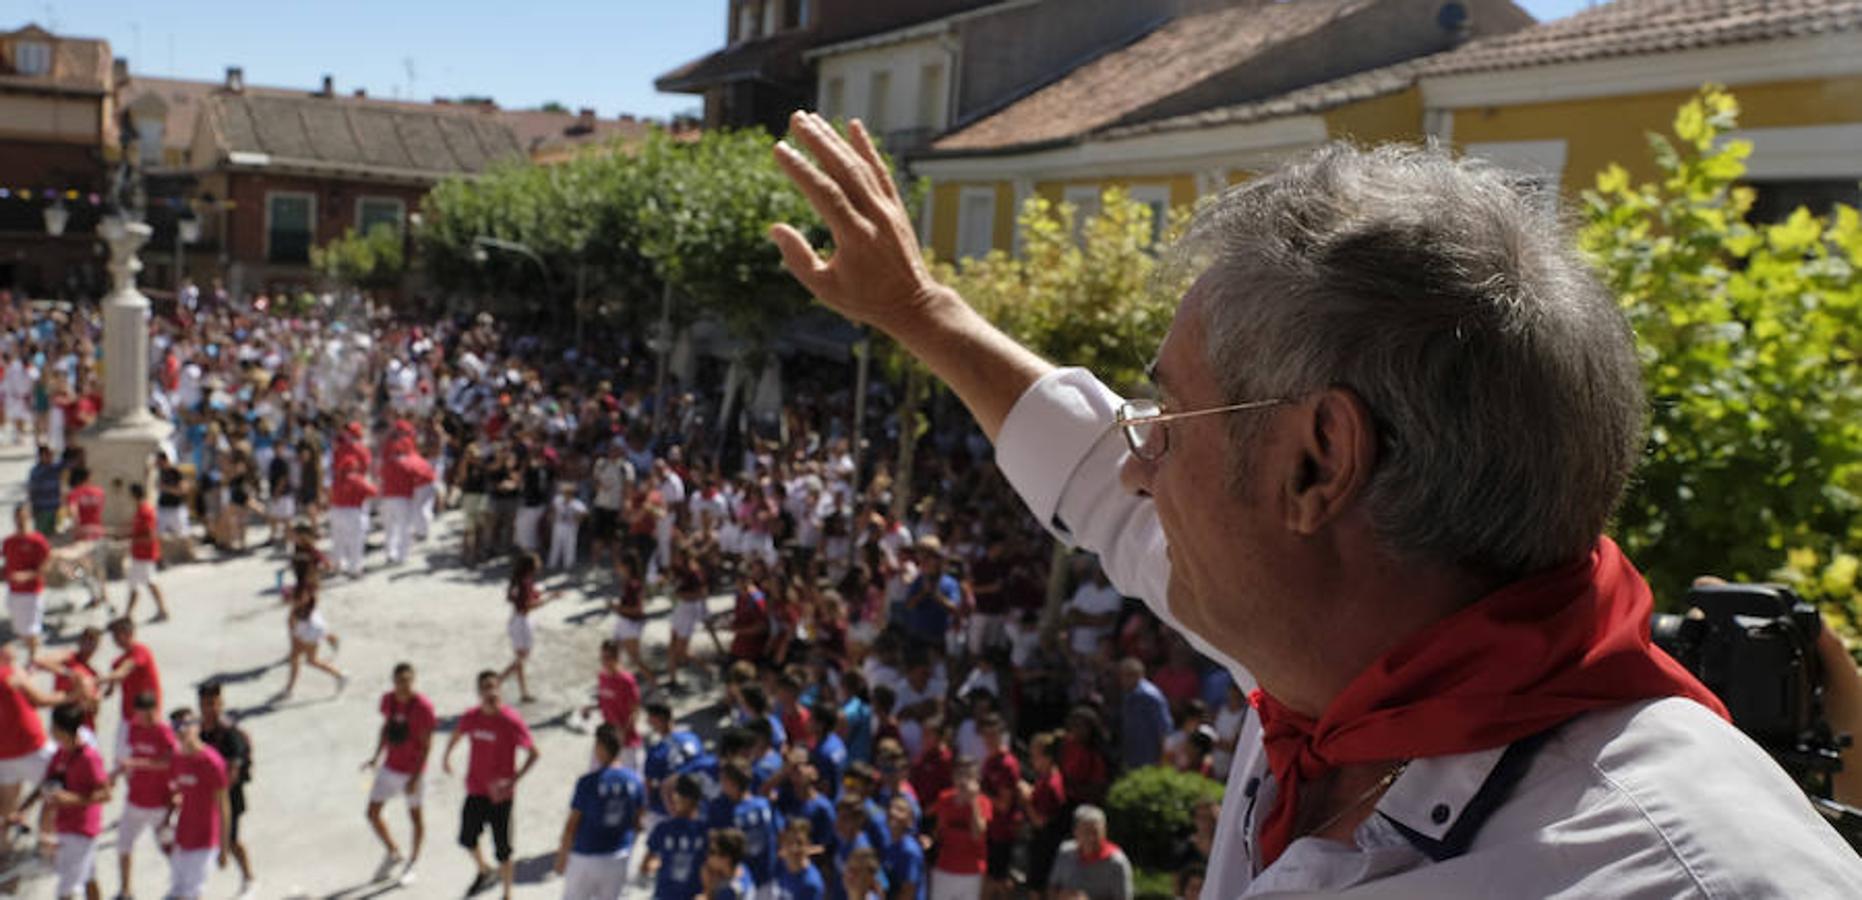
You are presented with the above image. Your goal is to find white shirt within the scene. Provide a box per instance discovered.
[995,367,1862,898]
[1065,579,1123,657]
[593,457,630,511]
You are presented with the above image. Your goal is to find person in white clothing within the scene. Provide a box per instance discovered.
[547,483,589,571]
[769,115,1862,896]
[1062,564,1121,662]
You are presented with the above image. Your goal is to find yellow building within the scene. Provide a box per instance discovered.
[915,0,1862,259]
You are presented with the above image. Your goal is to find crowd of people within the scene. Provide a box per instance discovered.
[0,285,1240,900]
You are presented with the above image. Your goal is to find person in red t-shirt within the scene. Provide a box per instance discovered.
[442,670,540,898]
[931,760,993,899]
[4,502,54,661]
[21,703,110,899]
[124,482,170,622]
[977,714,1024,895]
[581,640,641,769]
[329,450,377,578]
[1,643,66,832]
[63,466,108,608]
[165,707,229,900]
[101,617,163,766]
[115,690,177,900]
[48,626,102,734]
[364,662,436,885]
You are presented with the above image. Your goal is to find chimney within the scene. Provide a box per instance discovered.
[353,87,367,99]
[318,74,334,97]
[112,57,128,89]
[225,66,245,93]
[618,113,635,123]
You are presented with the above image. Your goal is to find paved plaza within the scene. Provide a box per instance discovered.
[3,445,732,899]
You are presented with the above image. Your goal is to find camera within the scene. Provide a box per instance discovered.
[1652,582,1862,848]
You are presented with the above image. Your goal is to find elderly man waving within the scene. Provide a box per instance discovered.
[767,112,1862,896]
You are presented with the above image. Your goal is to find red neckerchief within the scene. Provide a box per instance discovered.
[1079,839,1122,865]
[1252,537,1726,869]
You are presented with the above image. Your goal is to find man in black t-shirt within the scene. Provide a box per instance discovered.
[198,682,256,895]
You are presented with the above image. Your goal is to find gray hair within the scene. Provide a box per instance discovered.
[1074,804,1108,830]
[1178,143,1642,578]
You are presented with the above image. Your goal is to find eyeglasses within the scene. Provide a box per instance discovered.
[1115,396,1289,462]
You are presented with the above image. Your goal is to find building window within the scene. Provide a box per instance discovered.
[867,70,891,133]
[785,0,810,29]
[917,62,946,130]
[266,192,315,264]
[1128,185,1171,245]
[736,1,759,42]
[821,77,844,120]
[14,41,51,76]
[1064,185,1102,242]
[957,187,998,260]
[357,196,405,235]
[763,0,780,37]
[137,118,165,167]
[1746,180,1862,224]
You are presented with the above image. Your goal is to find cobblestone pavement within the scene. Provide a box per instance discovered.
[2,445,733,899]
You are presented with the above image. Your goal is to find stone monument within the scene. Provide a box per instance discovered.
[79,215,172,526]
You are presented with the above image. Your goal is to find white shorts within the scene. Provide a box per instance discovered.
[368,767,424,809]
[269,496,296,520]
[128,559,155,588]
[670,600,704,639]
[562,851,631,900]
[156,506,188,536]
[932,870,983,900]
[53,833,98,897]
[0,741,51,786]
[6,588,43,638]
[611,616,644,643]
[292,612,328,646]
[169,846,214,898]
[508,613,534,654]
[118,802,168,852]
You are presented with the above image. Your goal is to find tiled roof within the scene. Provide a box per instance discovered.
[1102,59,1424,139]
[203,91,525,179]
[0,24,111,96]
[124,76,441,157]
[1426,0,1862,77]
[930,0,1370,153]
[655,31,815,92]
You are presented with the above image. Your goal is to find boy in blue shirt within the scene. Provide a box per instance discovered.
[810,704,849,792]
[774,749,836,847]
[707,759,781,891]
[702,828,757,900]
[555,724,646,899]
[644,701,703,820]
[774,819,826,900]
[645,775,710,899]
[882,795,927,900]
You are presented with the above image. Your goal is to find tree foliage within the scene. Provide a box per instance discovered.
[936,187,1186,395]
[1581,87,1862,628]
[418,129,824,343]
[311,223,405,289]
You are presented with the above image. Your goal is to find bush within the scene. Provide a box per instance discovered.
[1104,765,1224,869]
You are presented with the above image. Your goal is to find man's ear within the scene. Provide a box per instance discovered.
[1283,386,1377,535]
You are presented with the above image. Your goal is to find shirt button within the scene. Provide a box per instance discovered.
[1430,803,1451,825]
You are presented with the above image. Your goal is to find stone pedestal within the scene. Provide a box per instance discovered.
[77,217,172,528]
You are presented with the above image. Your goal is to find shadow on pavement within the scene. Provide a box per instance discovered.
[513,852,557,885]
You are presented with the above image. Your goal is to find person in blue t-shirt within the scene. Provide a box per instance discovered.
[737,683,788,751]
[824,797,875,900]
[774,749,837,847]
[810,704,850,792]
[701,828,758,900]
[840,762,891,850]
[556,724,647,898]
[644,700,704,818]
[881,795,927,900]
[675,739,723,808]
[901,538,961,648]
[773,819,826,900]
[839,673,875,765]
[707,760,781,889]
[873,741,923,834]
[646,775,711,899]
[746,717,785,791]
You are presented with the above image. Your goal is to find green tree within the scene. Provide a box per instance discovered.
[311,223,405,290]
[1581,87,1862,630]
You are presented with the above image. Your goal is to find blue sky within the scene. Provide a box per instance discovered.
[32,0,1600,119]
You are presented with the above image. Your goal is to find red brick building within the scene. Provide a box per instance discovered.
[0,24,116,299]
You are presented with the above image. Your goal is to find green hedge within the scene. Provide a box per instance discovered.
[1105,765,1224,870]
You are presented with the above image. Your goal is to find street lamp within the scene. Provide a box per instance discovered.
[43,199,70,237]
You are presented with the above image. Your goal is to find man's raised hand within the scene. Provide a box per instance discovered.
[768,111,951,335]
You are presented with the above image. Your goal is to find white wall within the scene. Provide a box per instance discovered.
[816,35,953,133]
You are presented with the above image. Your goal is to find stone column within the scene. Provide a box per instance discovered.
[79,217,173,527]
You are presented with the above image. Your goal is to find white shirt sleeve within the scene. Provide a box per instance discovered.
[995,367,1250,679]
